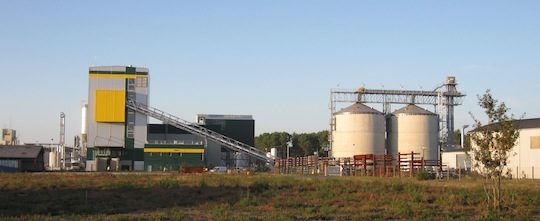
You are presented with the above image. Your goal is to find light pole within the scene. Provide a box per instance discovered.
[462,125,469,148]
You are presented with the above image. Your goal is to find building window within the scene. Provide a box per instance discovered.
[531,136,540,149]
[127,79,135,91]
[136,77,148,88]
[127,124,134,138]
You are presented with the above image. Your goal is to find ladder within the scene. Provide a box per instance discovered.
[126,99,272,162]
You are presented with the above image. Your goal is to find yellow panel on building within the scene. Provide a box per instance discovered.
[95,90,126,122]
[144,148,205,154]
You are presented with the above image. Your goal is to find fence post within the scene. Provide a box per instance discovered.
[410,151,414,177]
[398,152,401,177]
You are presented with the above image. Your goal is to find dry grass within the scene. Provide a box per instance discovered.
[0,173,539,220]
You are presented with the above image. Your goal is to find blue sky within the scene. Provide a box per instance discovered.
[1,1,539,144]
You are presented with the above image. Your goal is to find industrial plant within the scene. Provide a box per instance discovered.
[274,77,467,176]
[80,66,467,174]
[82,66,265,172]
[2,66,540,180]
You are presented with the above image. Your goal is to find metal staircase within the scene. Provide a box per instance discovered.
[126,99,272,162]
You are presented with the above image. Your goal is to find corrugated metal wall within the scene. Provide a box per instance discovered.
[88,77,126,148]
[95,90,126,122]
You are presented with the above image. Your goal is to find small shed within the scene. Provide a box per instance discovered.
[0,145,45,172]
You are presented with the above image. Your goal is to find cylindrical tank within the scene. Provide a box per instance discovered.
[388,104,439,161]
[270,148,277,159]
[81,103,88,135]
[49,151,57,169]
[331,102,386,158]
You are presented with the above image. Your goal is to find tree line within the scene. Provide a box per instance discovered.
[255,131,329,158]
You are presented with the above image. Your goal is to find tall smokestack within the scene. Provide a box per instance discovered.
[60,112,66,170]
[60,112,66,146]
[81,103,87,135]
[81,102,88,162]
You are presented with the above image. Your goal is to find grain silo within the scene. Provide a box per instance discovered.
[388,104,439,161]
[331,102,386,158]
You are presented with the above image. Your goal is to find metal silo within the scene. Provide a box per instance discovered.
[388,104,439,161]
[331,102,385,158]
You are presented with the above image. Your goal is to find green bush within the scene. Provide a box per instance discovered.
[416,171,435,181]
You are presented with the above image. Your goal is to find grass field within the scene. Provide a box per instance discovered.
[1,173,539,220]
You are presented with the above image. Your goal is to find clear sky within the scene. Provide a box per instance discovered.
[1,1,539,144]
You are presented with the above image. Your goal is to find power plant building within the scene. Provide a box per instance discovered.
[197,114,255,168]
[145,124,205,171]
[86,66,149,171]
[85,66,256,171]
[144,114,255,171]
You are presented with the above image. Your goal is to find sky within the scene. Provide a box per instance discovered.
[0,1,539,144]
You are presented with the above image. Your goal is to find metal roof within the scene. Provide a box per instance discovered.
[472,118,540,132]
[392,104,436,116]
[0,145,43,159]
[89,66,149,74]
[197,114,253,120]
[334,102,383,115]
[514,118,540,129]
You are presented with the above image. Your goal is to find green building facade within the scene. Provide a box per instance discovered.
[144,144,205,171]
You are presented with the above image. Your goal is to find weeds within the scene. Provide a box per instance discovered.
[249,179,270,193]
[416,170,435,180]
[158,177,179,189]
[0,173,539,220]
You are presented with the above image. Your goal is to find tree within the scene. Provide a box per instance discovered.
[293,133,320,156]
[469,90,520,211]
[316,131,329,155]
[255,132,290,158]
[255,131,329,158]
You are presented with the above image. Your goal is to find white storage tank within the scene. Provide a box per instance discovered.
[270,148,277,159]
[388,104,439,161]
[331,102,386,158]
[49,151,57,169]
[81,103,88,135]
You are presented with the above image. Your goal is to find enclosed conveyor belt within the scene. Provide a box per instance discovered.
[126,99,272,163]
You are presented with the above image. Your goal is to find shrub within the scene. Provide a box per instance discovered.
[416,171,435,181]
